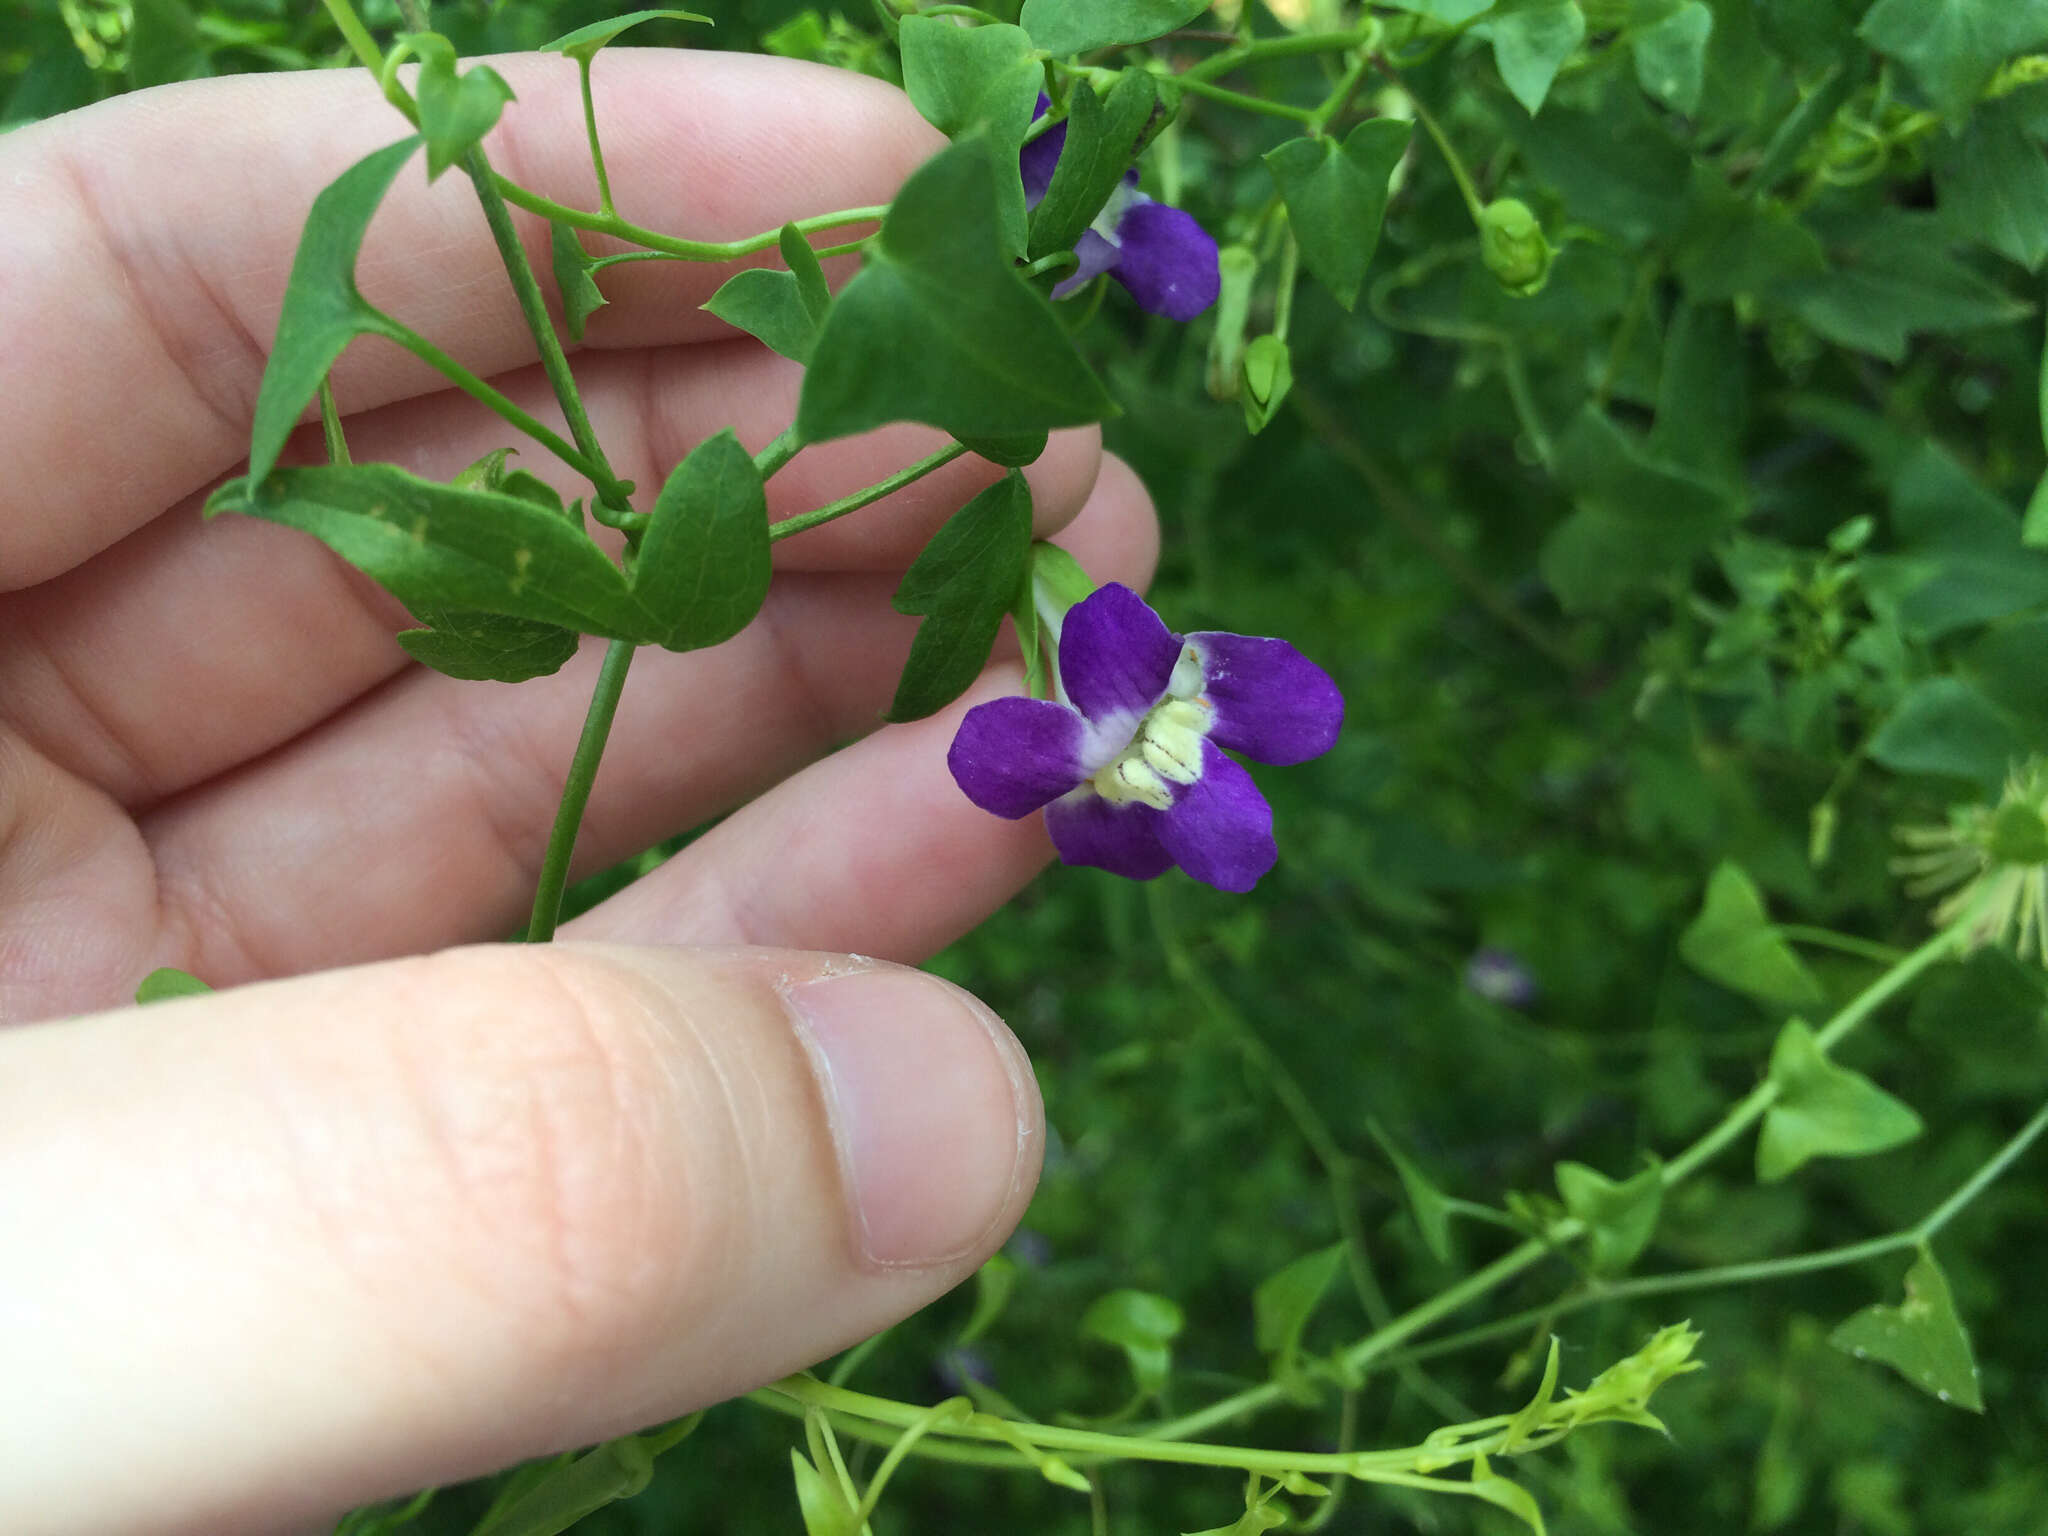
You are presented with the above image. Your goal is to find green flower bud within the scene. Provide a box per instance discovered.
[1205,245,1260,402]
[1479,198,1555,296]
[1239,334,1294,434]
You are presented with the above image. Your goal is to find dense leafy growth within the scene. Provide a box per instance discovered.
[14,0,2048,1531]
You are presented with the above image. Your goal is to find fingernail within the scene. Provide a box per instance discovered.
[788,968,1034,1269]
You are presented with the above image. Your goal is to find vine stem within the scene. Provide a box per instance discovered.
[578,57,614,215]
[1386,1092,2048,1372]
[1182,24,1377,84]
[1139,924,1961,1445]
[768,443,970,543]
[366,315,598,480]
[459,145,635,509]
[494,184,887,263]
[524,639,636,943]
[1374,54,1486,225]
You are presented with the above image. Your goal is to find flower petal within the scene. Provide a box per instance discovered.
[947,696,1089,818]
[1020,107,1065,208]
[1107,198,1221,321]
[1059,582,1180,728]
[1051,227,1121,300]
[1157,743,1276,892]
[1046,789,1175,880]
[1187,633,1344,765]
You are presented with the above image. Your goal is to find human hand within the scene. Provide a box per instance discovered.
[0,52,1156,1535]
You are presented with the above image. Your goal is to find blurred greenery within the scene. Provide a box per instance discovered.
[14,0,2048,1531]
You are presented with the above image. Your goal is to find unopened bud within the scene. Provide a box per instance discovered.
[1479,198,1554,296]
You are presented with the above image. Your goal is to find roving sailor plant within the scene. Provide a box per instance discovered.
[948,581,1342,891]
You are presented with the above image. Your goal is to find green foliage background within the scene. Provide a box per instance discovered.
[11,0,2048,1531]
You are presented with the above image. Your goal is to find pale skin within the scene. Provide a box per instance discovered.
[0,52,1159,1536]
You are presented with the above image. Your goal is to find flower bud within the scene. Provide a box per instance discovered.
[1240,334,1294,433]
[1205,245,1259,401]
[1479,198,1555,296]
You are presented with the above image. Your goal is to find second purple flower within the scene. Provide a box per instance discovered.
[947,584,1342,892]
[1021,104,1221,323]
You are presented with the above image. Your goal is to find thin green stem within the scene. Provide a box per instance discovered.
[1377,56,1485,224]
[1778,926,1907,966]
[768,443,970,544]
[1183,25,1376,84]
[1308,52,1372,136]
[1912,1096,2048,1240]
[1386,1095,2048,1371]
[318,379,351,466]
[578,57,614,215]
[320,0,385,73]
[492,183,886,263]
[1174,75,1318,124]
[459,145,634,509]
[524,639,636,943]
[753,426,805,481]
[1273,233,1299,343]
[366,316,598,480]
[765,1376,1536,1481]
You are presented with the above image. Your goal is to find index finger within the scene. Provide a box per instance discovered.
[0,50,943,589]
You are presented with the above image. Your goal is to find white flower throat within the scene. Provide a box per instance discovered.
[1088,645,1214,811]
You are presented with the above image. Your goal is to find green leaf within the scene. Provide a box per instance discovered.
[1253,1243,1345,1368]
[550,222,608,342]
[1869,677,2027,792]
[959,1252,1018,1346]
[1484,0,1587,117]
[1859,0,2048,121]
[1756,1019,1924,1182]
[1264,119,1412,310]
[634,429,771,652]
[1830,1251,1985,1411]
[1029,71,1159,261]
[704,225,832,363]
[704,269,820,363]
[959,431,1051,467]
[396,609,579,682]
[797,136,1116,443]
[1748,59,1862,196]
[1368,1120,1458,1263]
[900,17,1040,256]
[1079,1287,1184,1398]
[1020,0,1210,55]
[1774,212,2033,363]
[1631,1,1712,114]
[407,35,514,181]
[781,222,833,329]
[1672,163,1826,302]
[469,1420,700,1536]
[788,1450,860,1536]
[1378,0,1498,21]
[247,137,421,484]
[1539,406,1738,610]
[1678,861,1824,1009]
[135,966,213,1003]
[1935,98,2048,271]
[1872,443,2048,640]
[1467,1454,1548,1535]
[207,464,650,639]
[887,471,1035,721]
[538,9,712,62]
[128,0,209,87]
[1554,1159,1663,1274]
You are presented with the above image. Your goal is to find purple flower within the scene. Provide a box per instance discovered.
[947,584,1343,892]
[1464,947,1539,1009]
[1020,107,1220,322]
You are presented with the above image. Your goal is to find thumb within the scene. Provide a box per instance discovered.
[0,943,1041,1536]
